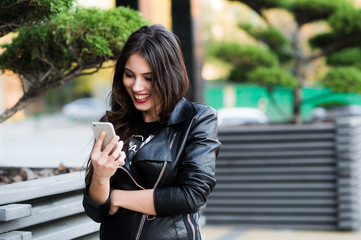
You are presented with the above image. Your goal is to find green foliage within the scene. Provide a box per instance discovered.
[238,23,292,62]
[226,0,361,122]
[211,42,279,68]
[247,67,297,89]
[230,0,291,14]
[322,67,361,93]
[328,4,361,34]
[238,23,254,34]
[0,0,74,36]
[0,6,147,81]
[309,32,341,49]
[239,24,289,51]
[315,101,348,109]
[254,27,289,50]
[292,0,348,25]
[211,42,279,82]
[327,47,361,67]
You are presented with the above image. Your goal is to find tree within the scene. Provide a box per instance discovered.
[0,2,147,122]
[0,0,73,37]
[216,0,361,123]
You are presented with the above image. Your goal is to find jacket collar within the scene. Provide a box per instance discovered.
[167,97,196,126]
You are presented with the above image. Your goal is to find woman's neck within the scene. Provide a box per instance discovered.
[143,111,158,123]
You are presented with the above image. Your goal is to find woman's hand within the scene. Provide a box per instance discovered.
[90,131,126,184]
[109,190,121,215]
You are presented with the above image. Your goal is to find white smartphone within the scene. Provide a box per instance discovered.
[91,122,116,150]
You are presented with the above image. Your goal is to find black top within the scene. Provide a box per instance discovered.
[124,121,164,169]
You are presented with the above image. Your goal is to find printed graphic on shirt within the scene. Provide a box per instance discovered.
[126,134,155,168]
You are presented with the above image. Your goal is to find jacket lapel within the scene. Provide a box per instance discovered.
[167,97,196,126]
[132,98,196,162]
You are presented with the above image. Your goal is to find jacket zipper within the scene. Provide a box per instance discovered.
[117,166,146,240]
[135,161,168,239]
[135,133,177,239]
[169,132,177,150]
[135,214,147,240]
[187,214,196,240]
[153,161,167,189]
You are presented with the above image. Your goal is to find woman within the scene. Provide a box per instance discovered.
[83,24,221,240]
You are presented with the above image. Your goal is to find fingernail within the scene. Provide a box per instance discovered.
[100,131,105,136]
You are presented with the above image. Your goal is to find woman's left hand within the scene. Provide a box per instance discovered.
[109,190,120,215]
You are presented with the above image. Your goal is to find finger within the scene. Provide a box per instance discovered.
[93,131,106,151]
[109,140,124,155]
[118,140,124,150]
[90,139,101,161]
[109,206,119,215]
[110,147,121,160]
[115,151,126,166]
[102,135,120,155]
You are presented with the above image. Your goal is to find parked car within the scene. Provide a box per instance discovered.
[217,107,269,126]
[308,105,361,122]
[62,97,108,121]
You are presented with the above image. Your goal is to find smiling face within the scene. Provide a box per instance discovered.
[123,53,158,122]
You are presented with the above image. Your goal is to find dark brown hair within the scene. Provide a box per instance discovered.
[85,24,189,184]
[109,24,189,130]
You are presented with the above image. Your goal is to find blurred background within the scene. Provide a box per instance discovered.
[2,0,361,238]
[4,0,361,167]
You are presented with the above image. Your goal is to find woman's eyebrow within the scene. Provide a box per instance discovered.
[124,68,133,73]
[124,68,152,75]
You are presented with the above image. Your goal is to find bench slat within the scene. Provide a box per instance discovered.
[0,204,31,222]
[0,231,32,240]
[0,172,85,205]
[31,214,99,240]
[0,194,83,233]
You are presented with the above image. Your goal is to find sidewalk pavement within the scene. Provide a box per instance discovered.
[201,226,361,240]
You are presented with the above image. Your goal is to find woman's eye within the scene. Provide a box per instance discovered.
[125,73,134,78]
[145,77,152,81]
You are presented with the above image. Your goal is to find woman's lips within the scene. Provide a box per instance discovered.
[134,94,150,103]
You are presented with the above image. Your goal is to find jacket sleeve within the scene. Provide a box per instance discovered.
[82,184,111,222]
[153,106,221,216]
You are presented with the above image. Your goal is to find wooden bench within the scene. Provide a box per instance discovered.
[0,171,99,240]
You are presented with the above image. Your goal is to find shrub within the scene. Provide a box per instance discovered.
[327,47,361,67]
[247,67,297,89]
[322,67,361,93]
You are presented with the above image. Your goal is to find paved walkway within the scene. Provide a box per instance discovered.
[0,114,93,168]
[201,226,361,240]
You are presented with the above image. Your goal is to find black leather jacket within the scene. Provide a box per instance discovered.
[83,98,221,240]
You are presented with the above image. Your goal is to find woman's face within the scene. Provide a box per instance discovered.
[123,53,158,122]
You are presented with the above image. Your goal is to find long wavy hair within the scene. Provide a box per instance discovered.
[85,24,189,184]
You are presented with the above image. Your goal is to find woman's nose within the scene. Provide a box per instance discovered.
[132,78,143,92]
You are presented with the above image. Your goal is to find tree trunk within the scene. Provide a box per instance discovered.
[292,84,302,124]
[0,66,88,123]
[292,27,304,124]
[0,89,38,123]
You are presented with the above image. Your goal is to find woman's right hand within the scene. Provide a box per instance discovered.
[90,131,126,183]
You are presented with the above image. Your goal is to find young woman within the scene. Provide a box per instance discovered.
[83,24,221,240]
